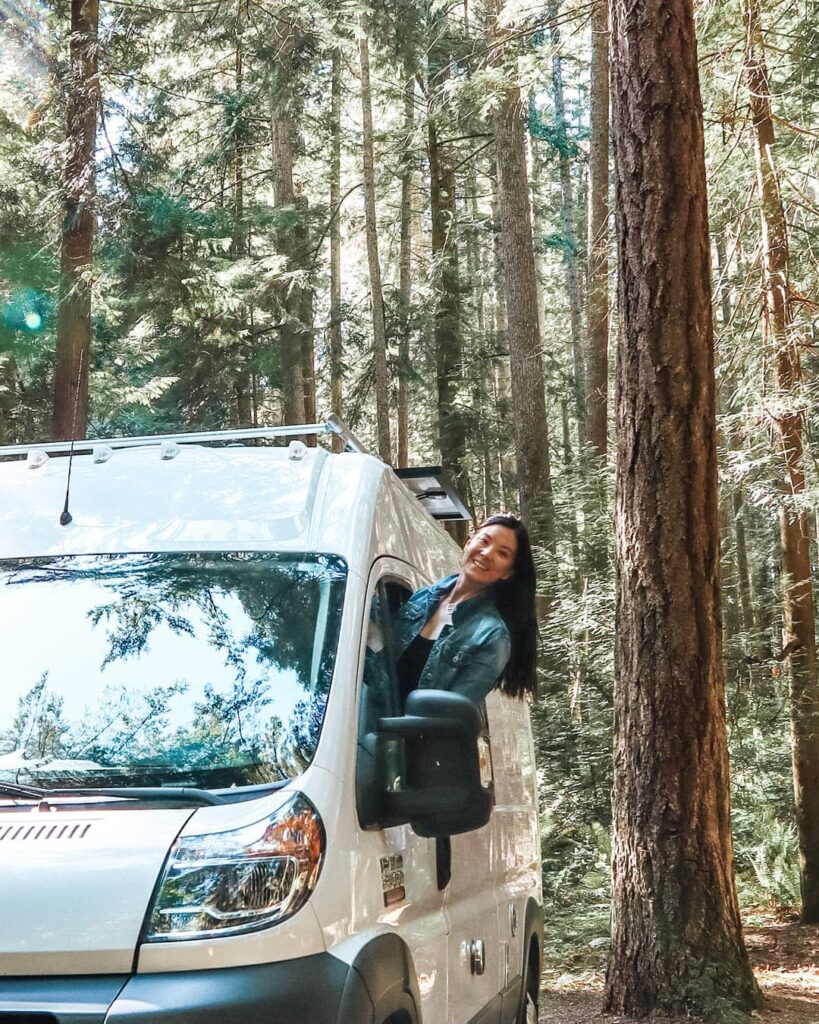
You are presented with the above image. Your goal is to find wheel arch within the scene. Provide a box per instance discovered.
[335,931,422,1024]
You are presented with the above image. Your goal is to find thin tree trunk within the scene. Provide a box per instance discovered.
[743,0,819,923]
[549,2,585,442]
[715,232,756,636]
[329,48,344,452]
[270,24,306,426]
[585,0,609,458]
[715,232,733,329]
[489,28,555,552]
[358,27,392,463]
[294,193,316,442]
[397,70,414,469]
[53,0,99,441]
[733,489,756,635]
[428,117,467,505]
[561,398,580,578]
[232,2,253,428]
[606,0,761,1016]
[0,354,17,443]
[470,167,496,518]
[490,191,515,512]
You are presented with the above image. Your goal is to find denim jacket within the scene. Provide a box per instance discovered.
[393,574,511,703]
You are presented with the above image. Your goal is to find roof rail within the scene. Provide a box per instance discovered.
[0,414,369,460]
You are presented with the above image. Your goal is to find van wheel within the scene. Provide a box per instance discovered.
[517,939,540,1024]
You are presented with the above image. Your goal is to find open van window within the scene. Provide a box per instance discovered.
[0,551,346,791]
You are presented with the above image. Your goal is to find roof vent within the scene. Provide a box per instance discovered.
[93,444,114,464]
[288,440,307,461]
[26,449,49,470]
[160,441,181,461]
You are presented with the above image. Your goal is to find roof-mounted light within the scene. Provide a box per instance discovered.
[288,440,307,461]
[160,441,180,461]
[92,444,114,464]
[26,450,49,470]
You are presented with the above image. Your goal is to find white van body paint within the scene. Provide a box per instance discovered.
[0,440,542,1023]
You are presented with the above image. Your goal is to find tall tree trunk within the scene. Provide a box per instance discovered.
[232,2,253,428]
[489,24,555,553]
[329,48,344,452]
[743,0,819,923]
[585,0,609,458]
[295,195,316,440]
[397,70,414,469]
[53,0,99,441]
[358,28,392,464]
[715,232,756,636]
[0,354,17,443]
[490,191,516,510]
[733,489,756,635]
[270,23,306,426]
[470,167,496,518]
[549,2,585,443]
[605,0,761,1016]
[428,117,467,506]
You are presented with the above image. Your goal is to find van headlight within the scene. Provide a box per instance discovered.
[145,794,324,941]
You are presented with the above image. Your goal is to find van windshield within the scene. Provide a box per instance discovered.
[0,552,346,790]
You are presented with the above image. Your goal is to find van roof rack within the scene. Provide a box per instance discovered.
[0,415,367,459]
[0,415,472,522]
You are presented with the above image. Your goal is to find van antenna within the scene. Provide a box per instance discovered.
[59,349,84,527]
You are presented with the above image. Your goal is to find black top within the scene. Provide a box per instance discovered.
[397,633,434,704]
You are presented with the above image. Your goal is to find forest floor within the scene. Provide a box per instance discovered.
[539,907,819,1023]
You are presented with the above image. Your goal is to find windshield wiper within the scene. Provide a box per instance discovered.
[0,781,48,801]
[40,786,224,806]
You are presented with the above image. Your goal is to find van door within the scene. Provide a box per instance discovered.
[355,560,449,1023]
[443,702,503,1023]
[486,690,542,1024]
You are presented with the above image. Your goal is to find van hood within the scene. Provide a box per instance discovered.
[0,806,194,975]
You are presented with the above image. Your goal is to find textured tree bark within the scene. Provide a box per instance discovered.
[715,234,756,636]
[549,3,585,440]
[742,0,819,923]
[270,22,306,426]
[469,166,497,519]
[329,48,343,452]
[0,354,17,443]
[585,0,609,458]
[358,28,392,464]
[53,0,99,441]
[397,70,414,469]
[428,115,467,518]
[298,236,316,433]
[606,0,761,1016]
[490,191,516,510]
[232,4,253,429]
[733,489,756,636]
[491,66,555,552]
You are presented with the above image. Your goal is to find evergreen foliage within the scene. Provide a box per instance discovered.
[0,0,817,925]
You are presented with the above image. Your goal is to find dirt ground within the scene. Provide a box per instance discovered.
[539,921,819,1024]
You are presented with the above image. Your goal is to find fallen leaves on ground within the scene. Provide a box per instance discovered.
[540,917,819,1023]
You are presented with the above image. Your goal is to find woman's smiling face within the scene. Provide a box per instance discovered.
[461,523,518,587]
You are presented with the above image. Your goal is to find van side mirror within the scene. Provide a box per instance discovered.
[376,690,493,838]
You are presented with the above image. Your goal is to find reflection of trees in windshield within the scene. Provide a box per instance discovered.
[0,553,346,788]
[3,675,68,762]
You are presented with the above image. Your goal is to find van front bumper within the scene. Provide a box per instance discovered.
[0,955,372,1024]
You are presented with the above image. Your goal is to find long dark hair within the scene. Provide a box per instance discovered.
[479,514,538,699]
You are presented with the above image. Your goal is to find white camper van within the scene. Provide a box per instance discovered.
[0,418,542,1024]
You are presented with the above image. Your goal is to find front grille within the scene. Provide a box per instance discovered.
[0,822,92,842]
